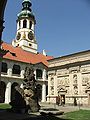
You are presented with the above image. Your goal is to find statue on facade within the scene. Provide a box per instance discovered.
[10,66,40,113]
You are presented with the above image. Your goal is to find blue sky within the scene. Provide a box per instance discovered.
[2,0,90,57]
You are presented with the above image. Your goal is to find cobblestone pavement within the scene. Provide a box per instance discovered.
[0,102,90,120]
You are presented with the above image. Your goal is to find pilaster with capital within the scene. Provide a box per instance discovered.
[7,63,13,77]
[42,82,46,102]
[42,69,47,81]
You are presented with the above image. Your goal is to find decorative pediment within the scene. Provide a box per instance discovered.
[57,85,67,93]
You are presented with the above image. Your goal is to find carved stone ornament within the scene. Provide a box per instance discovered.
[73,86,78,95]
[86,82,90,90]
[58,77,69,87]
[50,77,54,86]
[50,86,54,95]
[73,74,77,84]
[57,85,67,94]
[82,76,89,86]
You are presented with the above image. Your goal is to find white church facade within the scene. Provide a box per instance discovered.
[0,0,53,104]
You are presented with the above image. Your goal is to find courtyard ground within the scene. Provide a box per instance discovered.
[0,102,90,120]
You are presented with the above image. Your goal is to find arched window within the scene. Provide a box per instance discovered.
[19,21,21,28]
[12,64,21,75]
[23,19,27,28]
[29,21,32,29]
[36,69,42,79]
[1,62,8,73]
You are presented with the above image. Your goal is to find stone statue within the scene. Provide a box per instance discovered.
[23,66,40,113]
[10,66,40,113]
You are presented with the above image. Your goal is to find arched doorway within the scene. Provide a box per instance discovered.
[11,82,19,102]
[36,84,42,102]
[0,81,6,103]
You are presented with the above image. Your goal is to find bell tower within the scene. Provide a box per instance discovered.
[12,0,37,54]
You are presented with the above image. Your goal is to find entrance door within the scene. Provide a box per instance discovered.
[61,95,65,105]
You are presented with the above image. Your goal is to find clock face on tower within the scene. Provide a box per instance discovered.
[16,32,21,40]
[28,31,34,40]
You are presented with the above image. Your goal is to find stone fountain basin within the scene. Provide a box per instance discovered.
[39,108,64,116]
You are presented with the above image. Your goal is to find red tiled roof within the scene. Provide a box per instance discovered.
[2,42,53,67]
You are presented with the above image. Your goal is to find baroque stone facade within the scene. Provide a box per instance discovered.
[47,50,90,106]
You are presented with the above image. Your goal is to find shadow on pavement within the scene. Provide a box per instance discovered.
[0,108,72,120]
[23,115,71,120]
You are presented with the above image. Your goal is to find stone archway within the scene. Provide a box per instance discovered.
[36,84,42,102]
[0,81,6,103]
[11,82,19,102]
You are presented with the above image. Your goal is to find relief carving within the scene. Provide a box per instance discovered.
[74,86,78,95]
[50,77,54,86]
[69,66,80,73]
[57,69,69,76]
[50,86,54,95]
[73,74,77,84]
[50,78,54,95]
[80,66,90,73]
[86,82,90,90]
[73,74,78,95]
[82,76,89,86]
[58,77,69,87]
[57,85,66,93]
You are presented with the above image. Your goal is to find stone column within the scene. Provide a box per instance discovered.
[42,69,47,81]
[5,82,11,103]
[21,69,24,78]
[34,69,36,79]
[41,69,47,102]
[21,19,23,29]
[32,23,34,31]
[27,19,29,29]
[7,68,12,77]
[42,82,46,102]
[17,21,19,30]
[7,63,13,77]
[54,75,57,98]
